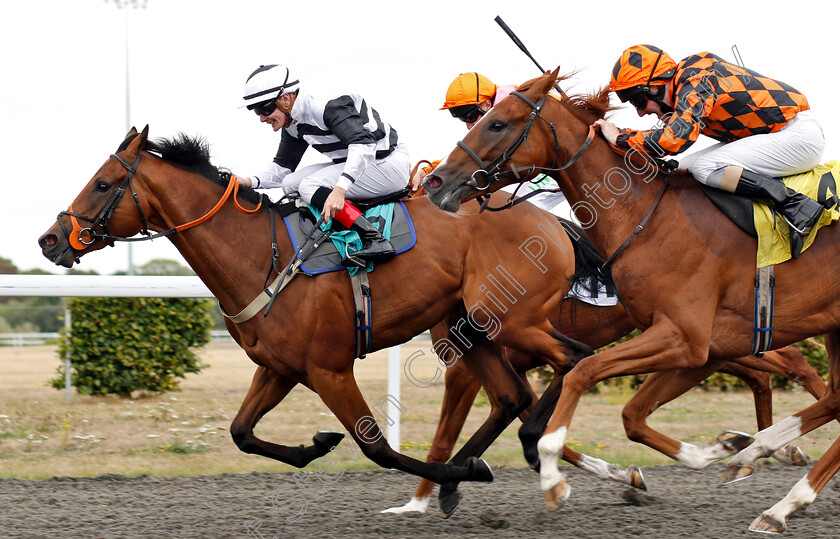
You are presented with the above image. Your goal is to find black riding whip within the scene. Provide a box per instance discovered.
[494,16,568,98]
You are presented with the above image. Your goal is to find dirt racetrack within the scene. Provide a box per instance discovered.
[1,462,838,538]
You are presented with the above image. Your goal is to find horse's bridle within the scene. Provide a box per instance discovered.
[58,152,152,252]
[455,91,596,195]
[56,151,262,254]
[453,89,676,269]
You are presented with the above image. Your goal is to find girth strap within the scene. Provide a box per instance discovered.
[752,265,775,356]
[351,270,373,359]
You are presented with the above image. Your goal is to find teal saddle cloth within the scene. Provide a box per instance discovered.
[281,200,416,275]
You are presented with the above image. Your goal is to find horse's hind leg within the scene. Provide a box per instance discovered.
[719,360,808,466]
[732,346,826,400]
[747,331,840,533]
[230,366,344,467]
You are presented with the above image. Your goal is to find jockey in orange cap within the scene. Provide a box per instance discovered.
[412,72,568,215]
[595,44,825,258]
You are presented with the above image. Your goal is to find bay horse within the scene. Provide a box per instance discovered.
[423,68,840,532]
[38,126,593,493]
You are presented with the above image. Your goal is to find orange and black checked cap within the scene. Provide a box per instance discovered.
[610,44,677,92]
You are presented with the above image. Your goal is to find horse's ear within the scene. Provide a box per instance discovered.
[124,125,149,160]
[124,126,138,139]
[532,67,561,98]
[550,66,561,86]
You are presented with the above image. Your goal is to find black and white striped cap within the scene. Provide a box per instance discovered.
[242,64,300,108]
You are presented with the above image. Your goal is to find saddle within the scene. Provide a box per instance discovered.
[700,161,840,267]
[276,189,416,275]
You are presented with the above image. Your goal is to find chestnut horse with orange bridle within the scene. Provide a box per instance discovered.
[386,244,824,516]
[424,68,840,532]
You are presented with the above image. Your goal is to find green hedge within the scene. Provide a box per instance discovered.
[51,297,213,397]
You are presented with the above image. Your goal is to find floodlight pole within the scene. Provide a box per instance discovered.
[107,0,148,275]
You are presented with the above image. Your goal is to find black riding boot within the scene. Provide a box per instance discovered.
[310,186,396,268]
[734,169,825,259]
[344,217,395,267]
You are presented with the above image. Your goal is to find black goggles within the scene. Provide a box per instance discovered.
[250,99,278,117]
[449,104,486,124]
[616,87,649,110]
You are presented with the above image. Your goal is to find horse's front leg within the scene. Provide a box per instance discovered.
[308,365,494,492]
[381,351,483,515]
[517,371,648,491]
[230,366,344,467]
[619,363,753,470]
[433,334,534,517]
[538,317,706,510]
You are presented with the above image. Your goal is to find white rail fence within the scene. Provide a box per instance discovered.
[0,274,403,450]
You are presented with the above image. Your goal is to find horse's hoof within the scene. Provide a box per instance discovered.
[438,489,462,519]
[521,437,540,470]
[627,465,647,491]
[773,444,809,467]
[542,479,571,511]
[717,430,755,452]
[749,512,786,534]
[466,457,494,482]
[313,431,345,452]
[721,463,756,485]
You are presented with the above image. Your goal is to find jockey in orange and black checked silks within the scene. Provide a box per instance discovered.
[610,45,810,156]
[607,44,825,259]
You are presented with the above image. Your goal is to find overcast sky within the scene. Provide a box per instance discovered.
[3,0,838,274]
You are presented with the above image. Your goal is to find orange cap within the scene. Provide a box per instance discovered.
[440,72,497,109]
[610,44,677,92]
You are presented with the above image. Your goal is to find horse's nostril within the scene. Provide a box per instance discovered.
[40,234,57,248]
[426,177,442,189]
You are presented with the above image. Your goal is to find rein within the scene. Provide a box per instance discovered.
[457,87,677,267]
[59,152,262,250]
[455,91,596,213]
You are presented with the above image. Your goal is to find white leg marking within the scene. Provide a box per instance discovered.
[577,454,630,483]
[762,475,817,525]
[675,441,733,469]
[538,427,567,490]
[380,495,431,514]
[731,416,802,466]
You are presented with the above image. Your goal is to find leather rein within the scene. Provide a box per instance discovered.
[454,89,674,269]
[58,151,262,255]
[455,90,596,212]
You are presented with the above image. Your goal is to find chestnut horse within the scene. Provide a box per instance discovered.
[386,267,824,515]
[424,69,840,532]
[38,127,593,491]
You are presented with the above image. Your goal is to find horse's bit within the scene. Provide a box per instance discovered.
[58,152,154,252]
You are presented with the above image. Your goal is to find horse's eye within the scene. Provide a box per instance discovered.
[95,181,110,192]
[488,120,506,132]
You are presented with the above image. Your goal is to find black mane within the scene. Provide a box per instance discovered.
[142,133,264,207]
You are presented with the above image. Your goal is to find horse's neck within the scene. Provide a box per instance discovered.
[144,167,284,314]
[551,127,662,259]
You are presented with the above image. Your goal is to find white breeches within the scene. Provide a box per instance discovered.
[679,110,825,187]
[282,144,411,204]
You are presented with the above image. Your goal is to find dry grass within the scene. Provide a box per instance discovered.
[1,341,837,479]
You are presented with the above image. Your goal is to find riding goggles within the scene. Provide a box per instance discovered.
[449,104,486,124]
[616,87,649,110]
[250,99,278,117]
